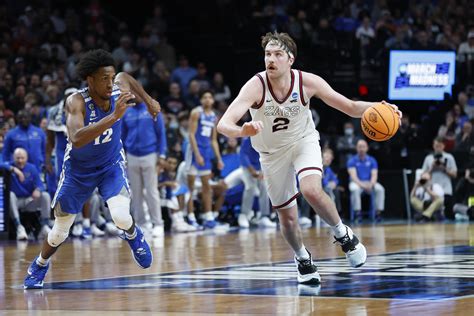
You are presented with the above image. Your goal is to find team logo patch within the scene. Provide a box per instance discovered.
[39,245,474,300]
[88,104,95,111]
[291,92,298,99]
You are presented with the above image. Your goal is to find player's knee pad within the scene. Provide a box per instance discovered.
[48,213,75,247]
[107,195,133,230]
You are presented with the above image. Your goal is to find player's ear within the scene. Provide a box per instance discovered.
[289,57,294,66]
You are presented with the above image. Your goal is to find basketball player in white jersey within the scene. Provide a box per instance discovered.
[217,31,402,284]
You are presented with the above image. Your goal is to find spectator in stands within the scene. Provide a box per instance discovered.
[154,36,176,71]
[212,72,231,103]
[192,62,211,91]
[3,110,46,172]
[9,148,51,240]
[421,137,458,217]
[149,61,171,98]
[122,97,167,238]
[171,55,197,96]
[454,120,473,152]
[347,139,385,220]
[185,80,201,109]
[453,166,474,221]
[162,82,187,115]
[336,121,360,169]
[410,171,445,222]
[112,35,133,66]
[322,148,341,212]
[437,111,457,151]
[355,16,375,66]
[457,30,474,63]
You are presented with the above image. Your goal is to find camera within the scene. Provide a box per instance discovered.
[434,153,447,166]
[419,178,427,185]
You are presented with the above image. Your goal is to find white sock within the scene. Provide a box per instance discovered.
[332,220,347,238]
[125,226,137,240]
[83,218,91,228]
[203,212,214,221]
[36,253,50,267]
[188,213,197,222]
[295,246,310,260]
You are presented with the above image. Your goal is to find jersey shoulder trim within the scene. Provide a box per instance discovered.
[251,74,266,109]
[298,70,308,106]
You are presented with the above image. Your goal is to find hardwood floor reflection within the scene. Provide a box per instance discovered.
[1,223,473,315]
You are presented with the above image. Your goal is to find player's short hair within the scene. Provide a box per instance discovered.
[76,49,116,80]
[261,31,297,59]
[199,89,214,99]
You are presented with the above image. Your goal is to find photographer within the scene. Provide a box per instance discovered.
[453,167,474,221]
[421,137,458,217]
[410,172,444,222]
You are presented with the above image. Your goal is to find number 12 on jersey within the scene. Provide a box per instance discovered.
[94,128,113,145]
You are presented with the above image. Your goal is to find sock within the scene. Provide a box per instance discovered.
[125,226,137,240]
[295,246,310,261]
[188,212,197,222]
[203,212,214,221]
[83,218,91,228]
[36,253,50,267]
[332,220,347,238]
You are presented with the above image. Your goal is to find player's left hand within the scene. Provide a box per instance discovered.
[217,159,225,170]
[146,99,161,120]
[381,100,402,125]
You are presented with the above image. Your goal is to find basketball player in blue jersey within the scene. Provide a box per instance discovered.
[185,90,224,229]
[218,32,402,285]
[24,49,160,289]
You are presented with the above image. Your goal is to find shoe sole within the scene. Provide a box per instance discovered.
[297,274,321,285]
[23,283,43,289]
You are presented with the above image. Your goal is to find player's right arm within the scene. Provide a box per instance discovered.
[188,109,204,166]
[66,92,135,148]
[217,77,264,138]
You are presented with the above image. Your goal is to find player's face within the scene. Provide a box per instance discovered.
[201,92,214,109]
[88,66,116,101]
[265,43,293,79]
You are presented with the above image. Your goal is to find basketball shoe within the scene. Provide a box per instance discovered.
[24,257,49,289]
[294,250,321,284]
[124,226,153,269]
[333,226,367,268]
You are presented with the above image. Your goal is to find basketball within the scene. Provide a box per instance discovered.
[361,103,399,141]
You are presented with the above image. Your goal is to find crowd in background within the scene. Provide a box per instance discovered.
[0,1,473,239]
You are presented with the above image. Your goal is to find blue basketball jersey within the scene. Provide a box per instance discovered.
[195,106,216,149]
[66,84,123,170]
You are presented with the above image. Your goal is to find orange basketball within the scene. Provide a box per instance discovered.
[361,103,399,141]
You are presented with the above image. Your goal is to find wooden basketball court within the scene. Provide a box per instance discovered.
[1,223,473,315]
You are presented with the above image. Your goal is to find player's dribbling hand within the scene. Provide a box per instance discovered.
[381,100,402,125]
[114,92,136,120]
[241,121,263,137]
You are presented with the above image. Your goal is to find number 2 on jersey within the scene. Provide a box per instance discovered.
[272,118,290,132]
[94,128,113,145]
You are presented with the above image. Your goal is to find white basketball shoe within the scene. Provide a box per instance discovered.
[333,225,367,268]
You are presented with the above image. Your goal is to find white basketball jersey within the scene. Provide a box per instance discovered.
[249,69,317,153]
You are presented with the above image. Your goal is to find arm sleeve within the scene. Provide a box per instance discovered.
[0,162,12,171]
[346,156,355,169]
[371,157,379,170]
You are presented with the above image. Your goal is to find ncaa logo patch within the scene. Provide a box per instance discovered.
[291,92,298,99]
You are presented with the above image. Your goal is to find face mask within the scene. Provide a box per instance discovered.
[344,128,354,136]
